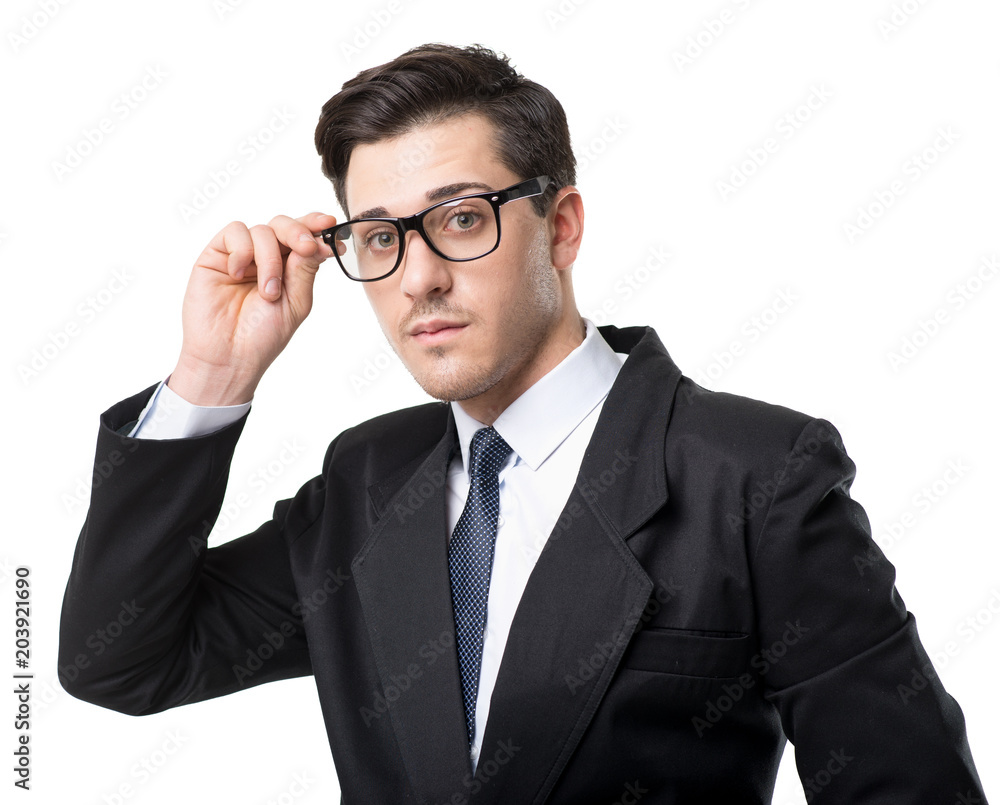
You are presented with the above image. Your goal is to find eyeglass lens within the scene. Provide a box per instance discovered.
[335,195,498,280]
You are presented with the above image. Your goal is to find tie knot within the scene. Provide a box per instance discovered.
[468,427,512,478]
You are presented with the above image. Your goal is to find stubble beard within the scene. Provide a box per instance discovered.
[398,228,560,404]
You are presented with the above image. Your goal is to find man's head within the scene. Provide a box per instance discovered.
[315,43,575,220]
[314,44,585,422]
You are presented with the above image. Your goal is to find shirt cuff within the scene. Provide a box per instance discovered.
[129,379,252,440]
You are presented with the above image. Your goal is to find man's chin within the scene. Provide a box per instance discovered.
[409,366,498,405]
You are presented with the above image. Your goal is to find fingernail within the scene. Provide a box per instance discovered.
[234,267,246,280]
[298,233,314,242]
[265,278,280,297]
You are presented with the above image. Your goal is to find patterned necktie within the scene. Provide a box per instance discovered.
[448,426,513,748]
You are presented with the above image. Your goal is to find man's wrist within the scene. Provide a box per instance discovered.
[132,379,252,439]
[167,357,259,407]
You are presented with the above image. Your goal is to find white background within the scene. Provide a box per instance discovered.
[2,0,997,802]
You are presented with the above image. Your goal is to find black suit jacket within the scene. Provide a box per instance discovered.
[59,325,985,803]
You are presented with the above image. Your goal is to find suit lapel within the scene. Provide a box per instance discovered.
[352,421,472,802]
[473,326,684,804]
[353,326,684,804]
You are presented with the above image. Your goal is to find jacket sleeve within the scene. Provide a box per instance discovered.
[748,418,986,803]
[58,385,321,716]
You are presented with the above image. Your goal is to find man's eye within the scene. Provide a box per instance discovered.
[366,231,396,249]
[450,211,479,230]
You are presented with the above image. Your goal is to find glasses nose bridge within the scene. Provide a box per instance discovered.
[398,211,437,258]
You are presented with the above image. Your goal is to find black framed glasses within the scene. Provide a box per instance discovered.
[320,175,555,282]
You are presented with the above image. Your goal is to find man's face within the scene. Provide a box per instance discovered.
[344,114,563,407]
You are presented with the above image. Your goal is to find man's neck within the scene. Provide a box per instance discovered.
[456,315,587,425]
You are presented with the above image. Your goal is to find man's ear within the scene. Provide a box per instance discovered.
[548,187,584,270]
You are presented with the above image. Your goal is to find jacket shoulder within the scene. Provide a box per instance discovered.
[322,401,452,479]
[669,376,834,469]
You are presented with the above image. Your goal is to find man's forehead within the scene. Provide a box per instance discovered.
[350,181,496,221]
[343,115,506,218]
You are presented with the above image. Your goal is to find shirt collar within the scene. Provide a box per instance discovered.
[451,319,625,475]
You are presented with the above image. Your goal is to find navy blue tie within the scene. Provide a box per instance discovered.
[448,426,513,748]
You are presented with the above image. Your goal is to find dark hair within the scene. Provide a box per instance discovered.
[314,43,575,218]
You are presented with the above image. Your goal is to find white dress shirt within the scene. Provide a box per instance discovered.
[128,319,627,770]
[448,320,626,768]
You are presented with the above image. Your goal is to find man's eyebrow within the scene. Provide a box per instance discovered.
[426,181,493,203]
[354,182,495,221]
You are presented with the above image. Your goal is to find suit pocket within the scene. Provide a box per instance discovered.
[621,627,752,678]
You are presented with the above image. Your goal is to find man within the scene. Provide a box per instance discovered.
[60,43,986,803]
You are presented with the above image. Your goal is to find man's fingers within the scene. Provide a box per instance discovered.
[268,213,338,260]
[248,225,285,301]
[202,214,339,300]
[296,211,339,236]
[206,222,256,279]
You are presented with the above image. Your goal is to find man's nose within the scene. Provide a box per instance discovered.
[398,230,452,299]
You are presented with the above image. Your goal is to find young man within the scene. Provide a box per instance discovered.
[60,44,985,803]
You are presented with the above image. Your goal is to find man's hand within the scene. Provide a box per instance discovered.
[168,212,337,406]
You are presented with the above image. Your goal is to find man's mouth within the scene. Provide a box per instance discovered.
[408,319,468,346]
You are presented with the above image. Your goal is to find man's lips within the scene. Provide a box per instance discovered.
[407,319,468,345]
